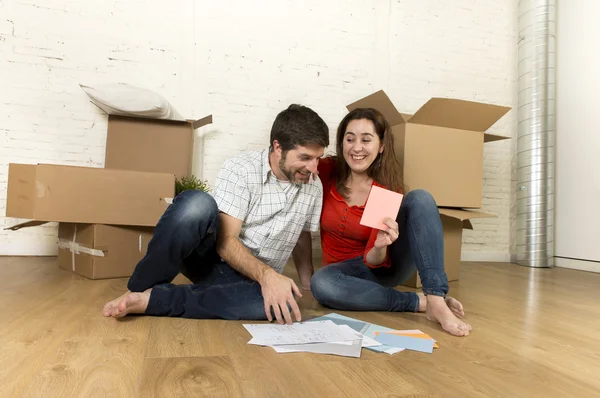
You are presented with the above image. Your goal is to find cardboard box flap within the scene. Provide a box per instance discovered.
[438,208,495,230]
[346,90,407,126]
[400,113,413,122]
[189,114,213,130]
[109,114,192,126]
[484,133,510,143]
[109,113,213,129]
[4,220,49,231]
[408,98,511,132]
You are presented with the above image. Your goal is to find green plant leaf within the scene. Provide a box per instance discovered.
[175,175,211,196]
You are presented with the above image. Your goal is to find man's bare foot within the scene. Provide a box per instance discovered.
[102,289,151,318]
[103,291,130,317]
[417,293,465,318]
[425,295,472,337]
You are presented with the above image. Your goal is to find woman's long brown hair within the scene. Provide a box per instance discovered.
[333,107,404,198]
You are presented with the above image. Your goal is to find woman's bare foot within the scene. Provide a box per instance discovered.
[102,289,151,318]
[425,295,472,337]
[417,293,465,318]
[444,297,465,318]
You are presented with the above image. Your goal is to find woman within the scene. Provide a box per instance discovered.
[309,107,472,337]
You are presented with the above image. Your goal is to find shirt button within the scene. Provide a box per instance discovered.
[342,216,346,221]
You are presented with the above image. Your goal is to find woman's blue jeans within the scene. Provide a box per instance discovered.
[310,189,449,313]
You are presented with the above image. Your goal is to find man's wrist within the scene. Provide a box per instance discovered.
[258,267,275,285]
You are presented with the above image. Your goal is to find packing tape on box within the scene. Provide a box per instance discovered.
[58,225,105,271]
[58,239,105,258]
[69,224,76,271]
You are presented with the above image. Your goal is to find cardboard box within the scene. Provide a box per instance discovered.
[57,223,154,279]
[5,221,154,279]
[347,90,511,208]
[6,163,174,227]
[105,114,213,180]
[402,208,494,288]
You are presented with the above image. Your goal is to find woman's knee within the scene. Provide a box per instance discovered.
[399,189,439,218]
[310,268,341,303]
[404,189,436,208]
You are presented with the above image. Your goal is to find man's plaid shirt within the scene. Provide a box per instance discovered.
[212,149,322,273]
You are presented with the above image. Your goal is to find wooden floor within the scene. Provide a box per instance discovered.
[1,257,599,398]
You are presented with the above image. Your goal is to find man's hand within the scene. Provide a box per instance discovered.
[260,269,302,325]
[373,217,399,249]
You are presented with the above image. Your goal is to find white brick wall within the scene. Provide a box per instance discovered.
[0,0,517,261]
[0,0,192,254]
[385,0,518,261]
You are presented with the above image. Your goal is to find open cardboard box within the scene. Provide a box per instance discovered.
[81,85,212,179]
[5,163,174,227]
[83,86,213,180]
[347,90,511,208]
[104,114,212,180]
[345,89,508,285]
[401,208,495,288]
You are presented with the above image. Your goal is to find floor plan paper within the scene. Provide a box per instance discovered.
[271,340,362,358]
[244,320,360,346]
[307,313,405,355]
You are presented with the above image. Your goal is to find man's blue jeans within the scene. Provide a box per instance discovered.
[310,189,449,313]
[127,190,267,320]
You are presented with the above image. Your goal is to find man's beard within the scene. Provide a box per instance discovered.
[279,153,305,185]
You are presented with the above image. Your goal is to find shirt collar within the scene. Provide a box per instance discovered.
[261,148,272,184]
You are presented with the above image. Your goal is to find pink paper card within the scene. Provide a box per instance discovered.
[359,186,403,230]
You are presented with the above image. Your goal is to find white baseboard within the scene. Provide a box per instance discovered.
[555,257,600,273]
[461,251,510,263]
[0,242,58,256]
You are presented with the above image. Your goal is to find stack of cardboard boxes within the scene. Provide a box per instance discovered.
[347,90,511,287]
[5,107,212,280]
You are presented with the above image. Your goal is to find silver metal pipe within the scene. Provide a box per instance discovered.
[516,0,556,267]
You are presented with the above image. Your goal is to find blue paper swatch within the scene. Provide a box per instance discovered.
[374,333,435,353]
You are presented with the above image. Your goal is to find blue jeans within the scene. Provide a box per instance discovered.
[127,190,267,320]
[310,189,448,313]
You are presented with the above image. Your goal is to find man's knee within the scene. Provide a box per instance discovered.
[175,190,219,224]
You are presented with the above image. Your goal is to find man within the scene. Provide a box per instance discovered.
[103,104,329,325]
